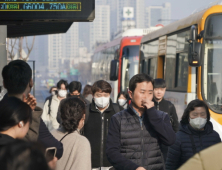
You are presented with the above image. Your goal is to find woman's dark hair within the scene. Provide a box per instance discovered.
[129,73,153,93]
[91,80,112,95]
[153,79,166,88]
[181,99,210,124]
[0,97,32,131]
[0,140,49,170]
[49,86,57,93]
[83,85,92,97]
[69,81,82,93]
[60,98,85,133]
[57,79,68,90]
[2,60,32,95]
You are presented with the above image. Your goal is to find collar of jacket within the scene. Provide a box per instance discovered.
[4,93,43,113]
[153,98,165,105]
[0,134,15,146]
[179,121,214,135]
[90,98,114,113]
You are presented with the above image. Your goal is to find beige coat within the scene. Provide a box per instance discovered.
[51,127,91,170]
[41,95,61,131]
[178,142,222,170]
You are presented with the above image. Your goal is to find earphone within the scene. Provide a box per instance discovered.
[19,122,24,127]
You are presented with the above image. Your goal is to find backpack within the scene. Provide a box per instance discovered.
[46,96,53,115]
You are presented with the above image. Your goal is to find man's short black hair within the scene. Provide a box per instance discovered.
[57,79,68,90]
[129,73,153,93]
[69,81,82,93]
[91,80,112,95]
[2,60,32,95]
[153,79,166,88]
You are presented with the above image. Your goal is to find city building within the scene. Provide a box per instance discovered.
[47,23,79,77]
[146,2,171,27]
[90,5,110,51]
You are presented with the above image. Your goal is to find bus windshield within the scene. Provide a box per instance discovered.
[203,14,222,113]
[121,45,140,92]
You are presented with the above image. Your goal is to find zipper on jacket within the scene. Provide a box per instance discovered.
[100,114,105,166]
[106,119,109,134]
[141,121,144,167]
[199,134,203,150]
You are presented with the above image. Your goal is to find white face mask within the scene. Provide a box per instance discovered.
[118,99,127,106]
[94,97,110,108]
[189,117,207,130]
[58,90,67,98]
[51,91,56,96]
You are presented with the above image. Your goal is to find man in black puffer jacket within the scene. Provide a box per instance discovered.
[153,79,179,162]
[106,74,176,170]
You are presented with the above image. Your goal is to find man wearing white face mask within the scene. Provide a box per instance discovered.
[83,80,120,170]
[166,99,221,170]
[42,79,68,131]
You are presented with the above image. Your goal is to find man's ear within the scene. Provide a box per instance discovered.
[128,90,133,99]
[3,80,6,88]
[29,79,34,88]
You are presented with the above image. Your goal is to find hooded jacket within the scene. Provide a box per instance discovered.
[166,121,221,170]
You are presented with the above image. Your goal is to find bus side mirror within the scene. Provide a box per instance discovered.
[188,25,202,67]
[110,59,119,81]
[188,41,202,67]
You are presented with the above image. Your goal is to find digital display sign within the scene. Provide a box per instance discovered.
[0,0,94,22]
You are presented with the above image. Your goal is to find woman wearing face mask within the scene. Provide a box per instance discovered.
[117,92,128,110]
[51,97,91,170]
[42,79,68,131]
[166,99,221,170]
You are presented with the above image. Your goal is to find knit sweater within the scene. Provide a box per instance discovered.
[51,127,91,170]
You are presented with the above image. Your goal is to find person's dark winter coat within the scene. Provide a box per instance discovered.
[153,98,179,132]
[0,134,15,150]
[166,121,221,170]
[83,100,120,168]
[153,98,179,162]
[106,105,176,170]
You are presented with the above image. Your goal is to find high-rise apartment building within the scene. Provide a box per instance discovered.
[47,23,79,76]
[90,5,110,51]
[136,0,146,29]
[146,2,171,27]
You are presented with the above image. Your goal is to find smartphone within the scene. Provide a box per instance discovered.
[45,147,57,162]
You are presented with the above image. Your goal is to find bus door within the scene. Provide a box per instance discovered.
[157,36,167,79]
[121,45,140,93]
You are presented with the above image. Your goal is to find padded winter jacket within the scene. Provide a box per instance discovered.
[166,121,221,170]
[106,105,176,170]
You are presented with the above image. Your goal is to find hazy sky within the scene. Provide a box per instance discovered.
[146,0,218,20]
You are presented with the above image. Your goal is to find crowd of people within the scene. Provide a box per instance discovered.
[0,59,222,170]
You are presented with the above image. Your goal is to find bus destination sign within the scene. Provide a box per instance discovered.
[0,0,94,22]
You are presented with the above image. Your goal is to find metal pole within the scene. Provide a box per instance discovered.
[0,26,7,100]
[33,60,35,97]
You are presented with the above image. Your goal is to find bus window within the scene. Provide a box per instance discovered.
[175,53,188,90]
[203,40,222,113]
[121,45,140,92]
[148,58,157,79]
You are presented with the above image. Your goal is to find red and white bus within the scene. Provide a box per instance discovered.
[91,28,161,101]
